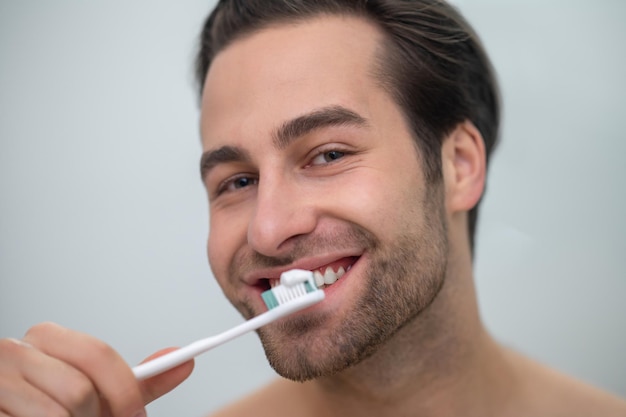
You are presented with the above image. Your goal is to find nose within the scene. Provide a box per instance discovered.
[247,175,317,257]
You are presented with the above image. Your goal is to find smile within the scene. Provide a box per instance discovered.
[266,256,358,290]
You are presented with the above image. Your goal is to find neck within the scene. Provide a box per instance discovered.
[303,231,516,416]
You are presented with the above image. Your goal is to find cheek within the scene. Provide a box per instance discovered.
[207,208,249,278]
[332,169,421,237]
[207,225,226,280]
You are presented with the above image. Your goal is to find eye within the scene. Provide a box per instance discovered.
[217,174,258,195]
[310,150,345,166]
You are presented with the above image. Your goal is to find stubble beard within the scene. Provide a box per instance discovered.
[248,190,449,382]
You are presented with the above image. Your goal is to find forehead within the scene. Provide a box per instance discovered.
[200,15,386,147]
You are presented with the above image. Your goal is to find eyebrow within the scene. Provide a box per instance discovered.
[200,105,368,180]
[200,145,251,180]
[273,105,369,150]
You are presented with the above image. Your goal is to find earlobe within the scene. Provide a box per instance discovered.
[442,120,486,213]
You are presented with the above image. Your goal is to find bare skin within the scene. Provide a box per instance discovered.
[0,322,193,416]
[212,352,626,417]
[200,16,626,417]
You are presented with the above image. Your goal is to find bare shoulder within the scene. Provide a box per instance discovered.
[208,378,313,417]
[505,349,626,417]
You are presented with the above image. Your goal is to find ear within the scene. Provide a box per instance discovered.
[441,120,486,214]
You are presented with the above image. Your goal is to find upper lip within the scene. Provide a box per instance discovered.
[242,251,362,286]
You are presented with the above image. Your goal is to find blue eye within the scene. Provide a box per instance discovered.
[218,174,258,195]
[233,177,254,189]
[311,150,345,165]
[324,150,344,161]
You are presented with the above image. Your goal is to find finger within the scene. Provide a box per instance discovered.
[0,371,67,417]
[0,338,66,416]
[23,322,146,417]
[137,347,194,404]
[4,337,100,416]
[0,381,64,417]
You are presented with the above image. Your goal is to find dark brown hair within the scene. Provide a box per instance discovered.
[195,0,500,253]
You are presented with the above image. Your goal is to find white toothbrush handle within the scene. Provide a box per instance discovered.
[132,290,324,380]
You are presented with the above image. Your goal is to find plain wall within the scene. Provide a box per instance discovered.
[1,1,624,416]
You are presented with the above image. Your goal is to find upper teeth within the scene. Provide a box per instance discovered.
[269,265,349,289]
[314,266,346,288]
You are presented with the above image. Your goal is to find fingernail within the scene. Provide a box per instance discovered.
[8,338,33,348]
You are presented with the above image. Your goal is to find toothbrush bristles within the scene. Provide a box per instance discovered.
[261,280,317,310]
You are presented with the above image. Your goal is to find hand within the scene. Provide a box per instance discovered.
[0,322,194,417]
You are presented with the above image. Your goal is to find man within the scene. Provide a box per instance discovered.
[194,1,626,416]
[0,1,624,416]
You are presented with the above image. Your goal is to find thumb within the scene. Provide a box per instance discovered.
[137,347,195,404]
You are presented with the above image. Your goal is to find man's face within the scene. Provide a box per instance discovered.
[199,16,448,380]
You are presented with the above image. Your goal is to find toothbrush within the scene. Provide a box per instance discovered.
[132,269,324,380]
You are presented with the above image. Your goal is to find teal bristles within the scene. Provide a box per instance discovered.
[262,290,279,310]
[261,274,316,310]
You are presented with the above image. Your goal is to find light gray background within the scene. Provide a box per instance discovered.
[1,1,624,416]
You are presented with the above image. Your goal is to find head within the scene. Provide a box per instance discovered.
[196,0,500,252]
[196,0,499,381]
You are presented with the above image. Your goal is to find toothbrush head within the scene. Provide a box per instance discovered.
[261,269,320,310]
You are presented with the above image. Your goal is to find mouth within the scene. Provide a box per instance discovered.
[257,256,359,292]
